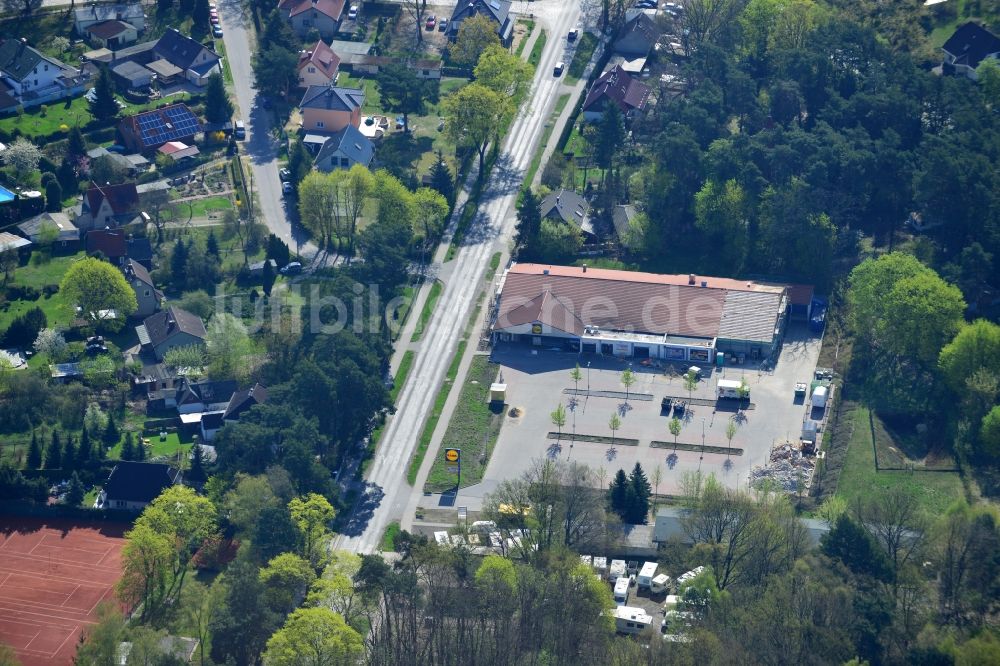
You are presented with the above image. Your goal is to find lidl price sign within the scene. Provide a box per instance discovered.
[444,448,460,463]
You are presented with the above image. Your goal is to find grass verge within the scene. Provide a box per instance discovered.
[380,521,401,551]
[424,355,503,492]
[487,252,502,279]
[391,351,415,403]
[411,280,443,342]
[406,340,467,485]
[524,93,571,185]
[566,32,599,85]
[835,405,964,515]
[528,30,548,68]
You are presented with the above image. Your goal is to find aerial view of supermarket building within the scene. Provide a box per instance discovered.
[489,263,815,363]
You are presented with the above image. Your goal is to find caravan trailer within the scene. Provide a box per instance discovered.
[608,559,627,582]
[637,561,658,588]
[613,606,653,635]
[613,577,630,605]
[650,573,671,594]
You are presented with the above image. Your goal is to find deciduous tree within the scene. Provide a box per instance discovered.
[59,257,137,331]
[263,606,363,666]
[450,14,501,67]
[442,83,506,176]
[289,492,335,569]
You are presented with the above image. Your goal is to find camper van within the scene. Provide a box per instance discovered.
[613,577,630,605]
[613,606,653,635]
[717,379,747,400]
[676,566,705,588]
[650,573,671,594]
[608,559,627,582]
[637,561,658,588]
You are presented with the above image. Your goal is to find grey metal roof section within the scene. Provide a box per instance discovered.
[718,290,783,343]
[328,40,372,56]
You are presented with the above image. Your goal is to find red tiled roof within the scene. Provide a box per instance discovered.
[85,181,139,216]
[282,0,345,20]
[87,20,132,40]
[85,228,127,257]
[582,65,650,114]
[297,39,341,79]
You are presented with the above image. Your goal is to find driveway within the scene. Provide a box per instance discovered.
[217,0,315,258]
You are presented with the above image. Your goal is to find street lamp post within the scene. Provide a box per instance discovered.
[587,362,591,393]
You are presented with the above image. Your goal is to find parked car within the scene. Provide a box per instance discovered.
[280,261,302,275]
[234,120,245,140]
[425,15,436,29]
[279,167,292,181]
[554,61,565,76]
[636,0,657,8]
[348,4,358,19]
[282,181,294,195]
[211,14,220,24]
[568,28,579,41]
[438,18,448,31]
[213,25,223,37]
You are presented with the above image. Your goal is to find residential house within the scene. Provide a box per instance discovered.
[613,12,659,57]
[279,0,346,39]
[942,22,1000,80]
[119,103,201,153]
[86,229,153,268]
[76,182,141,231]
[314,125,375,171]
[73,4,146,36]
[447,0,514,47]
[297,40,340,88]
[0,38,86,109]
[0,231,31,254]
[123,259,162,317]
[87,21,139,49]
[17,212,79,249]
[299,85,363,132]
[98,461,180,511]
[136,306,207,361]
[86,146,150,176]
[111,60,154,89]
[540,189,595,241]
[202,382,268,441]
[611,204,637,241]
[581,65,650,122]
[167,377,238,414]
[151,29,221,86]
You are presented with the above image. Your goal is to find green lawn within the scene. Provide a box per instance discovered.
[411,280,443,342]
[380,521,401,551]
[0,93,194,139]
[515,20,537,58]
[391,351,415,403]
[0,252,83,331]
[528,31,548,68]
[836,405,965,515]
[566,32,600,85]
[407,340,467,485]
[424,354,503,493]
[185,195,234,218]
[487,252,502,279]
[524,93,571,185]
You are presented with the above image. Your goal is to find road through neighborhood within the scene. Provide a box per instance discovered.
[335,0,585,553]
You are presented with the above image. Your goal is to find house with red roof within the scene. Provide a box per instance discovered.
[581,65,651,122]
[297,39,341,88]
[279,0,346,39]
[75,182,140,231]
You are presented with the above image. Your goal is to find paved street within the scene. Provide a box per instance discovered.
[335,0,589,553]
[217,0,315,257]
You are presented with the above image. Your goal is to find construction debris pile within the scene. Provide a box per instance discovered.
[749,442,817,492]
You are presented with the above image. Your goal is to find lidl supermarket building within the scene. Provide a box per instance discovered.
[490,263,812,363]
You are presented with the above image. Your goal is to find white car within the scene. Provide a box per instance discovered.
[554,61,565,76]
[348,4,358,19]
[282,181,294,195]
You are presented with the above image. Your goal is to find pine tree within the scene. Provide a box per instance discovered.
[262,259,275,297]
[188,444,206,482]
[193,0,211,32]
[76,428,92,467]
[45,430,61,469]
[65,472,85,507]
[66,126,88,159]
[103,413,120,448]
[45,179,63,212]
[90,67,119,122]
[608,469,630,520]
[206,230,220,258]
[121,432,135,461]
[63,435,76,471]
[203,72,234,124]
[170,238,189,291]
[628,462,652,524]
[515,188,542,259]
[26,431,42,469]
[135,436,146,461]
[429,150,454,205]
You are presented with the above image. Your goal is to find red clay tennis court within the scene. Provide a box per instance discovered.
[0,516,127,666]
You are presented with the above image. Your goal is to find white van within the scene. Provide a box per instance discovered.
[613,577,630,605]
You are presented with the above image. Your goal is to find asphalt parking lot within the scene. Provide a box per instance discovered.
[468,323,822,500]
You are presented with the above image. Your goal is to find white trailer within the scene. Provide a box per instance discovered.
[650,573,671,594]
[613,577,630,605]
[580,555,592,567]
[608,559,627,581]
[637,561,658,588]
[717,378,746,400]
[812,385,828,408]
[613,606,653,635]
[676,566,705,588]
[593,556,608,577]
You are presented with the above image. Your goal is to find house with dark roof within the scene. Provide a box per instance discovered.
[540,190,595,240]
[112,60,154,89]
[86,228,152,268]
[942,22,1000,80]
[314,125,375,171]
[614,12,660,57]
[298,40,341,88]
[611,204,638,240]
[17,212,79,248]
[164,377,239,414]
[73,3,146,36]
[119,103,202,153]
[76,182,141,231]
[491,263,792,361]
[201,382,268,441]
[299,85,364,133]
[99,461,180,511]
[124,259,162,317]
[152,29,221,86]
[279,0,346,39]
[0,38,83,107]
[87,20,139,49]
[448,0,514,47]
[136,306,207,361]
[0,231,31,254]
[582,65,651,122]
